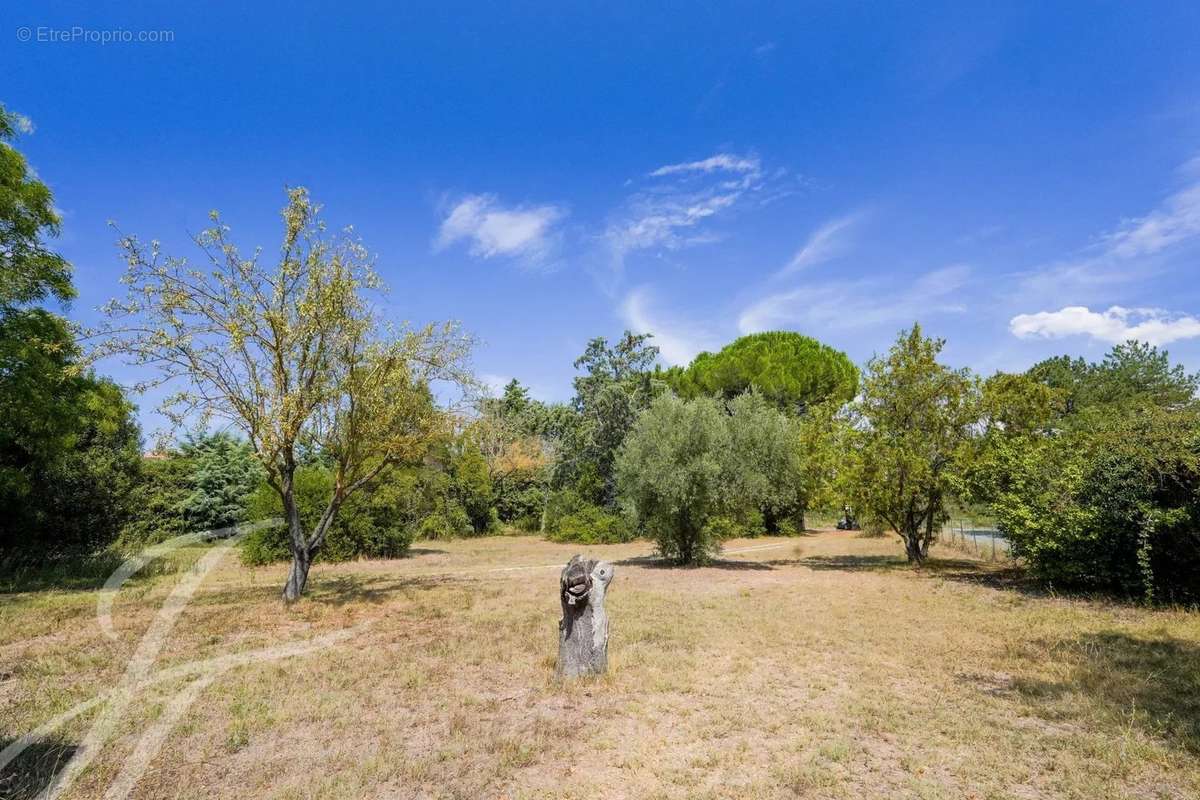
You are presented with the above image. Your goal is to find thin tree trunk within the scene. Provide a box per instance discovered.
[280,471,310,602]
[283,548,311,602]
[903,530,924,565]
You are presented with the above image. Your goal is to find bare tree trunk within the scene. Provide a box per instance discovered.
[557,556,615,679]
[280,472,310,602]
[283,548,311,602]
[903,530,924,565]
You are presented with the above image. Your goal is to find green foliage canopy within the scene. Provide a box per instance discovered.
[846,324,979,564]
[616,393,730,564]
[664,331,858,413]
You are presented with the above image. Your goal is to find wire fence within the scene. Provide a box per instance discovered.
[938,518,1010,561]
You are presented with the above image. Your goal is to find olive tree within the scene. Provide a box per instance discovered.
[724,392,802,532]
[847,324,978,564]
[616,394,730,564]
[97,188,473,599]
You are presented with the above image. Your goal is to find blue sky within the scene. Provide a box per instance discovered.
[6,1,1200,434]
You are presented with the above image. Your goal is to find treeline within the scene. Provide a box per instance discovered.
[2,100,1197,604]
[963,342,1200,604]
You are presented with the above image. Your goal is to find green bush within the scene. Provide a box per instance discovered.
[179,432,262,533]
[417,503,473,540]
[775,516,803,537]
[116,454,193,550]
[547,504,634,544]
[452,441,497,535]
[511,513,542,533]
[240,466,415,565]
[967,344,1200,604]
[701,515,741,543]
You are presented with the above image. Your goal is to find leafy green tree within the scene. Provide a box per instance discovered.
[0,105,142,563]
[180,431,263,533]
[5,377,143,560]
[0,103,73,309]
[474,379,560,527]
[847,324,978,563]
[1027,341,1197,416]
[616,393,731,564]
[724,392,806,533]
[452,438,497,534]
[560,332,662,505]
[967,348,1200,602]
[663,331,858,413]
[98,188,473,600]
[117,454,194,549]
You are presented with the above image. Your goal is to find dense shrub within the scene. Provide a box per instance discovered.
[968,343,1200,604]
[452,441,497,534]
[241,467,414,565]
[548,505,634,544]
[977,405,1200,603]
[1,373,143,563]
[116,454,193,549]
[417,503,473,540]
[540,487,633,543]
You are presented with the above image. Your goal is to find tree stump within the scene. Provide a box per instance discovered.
[556,555,614,679]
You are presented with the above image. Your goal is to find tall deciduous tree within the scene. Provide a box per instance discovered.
[847,324,978,564]
[562,332,661,505]
[98,188,473,599]
[0,103,74,309]
[0,103,143,562]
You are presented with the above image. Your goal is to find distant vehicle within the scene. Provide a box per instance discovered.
[836,506,858,531]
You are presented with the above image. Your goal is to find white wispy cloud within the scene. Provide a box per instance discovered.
[648,153,761,178]
[775,212,863,278]
[1018,163,1200,302]
[436,194,566,261]
[1102,182,1200,259]
[738,264,971,334]
[1009,305,1200,346]
[601,152,767,289]
[620,286,720,366]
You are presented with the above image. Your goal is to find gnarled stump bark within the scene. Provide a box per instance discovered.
[556,555,614,679]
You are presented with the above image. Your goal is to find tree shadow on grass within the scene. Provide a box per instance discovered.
[797,554,910,572]
[612,555,776,571]
[796,552,1049,590]
[1013,631,1200,755]
[306,574,463,606]
[192,573,459,609]
[405,547,449,558]
[0,737,77,800]
[0,552,139,595]
[927,561,1056,599]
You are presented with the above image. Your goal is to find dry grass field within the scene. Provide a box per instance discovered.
[2,530,1198,800]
